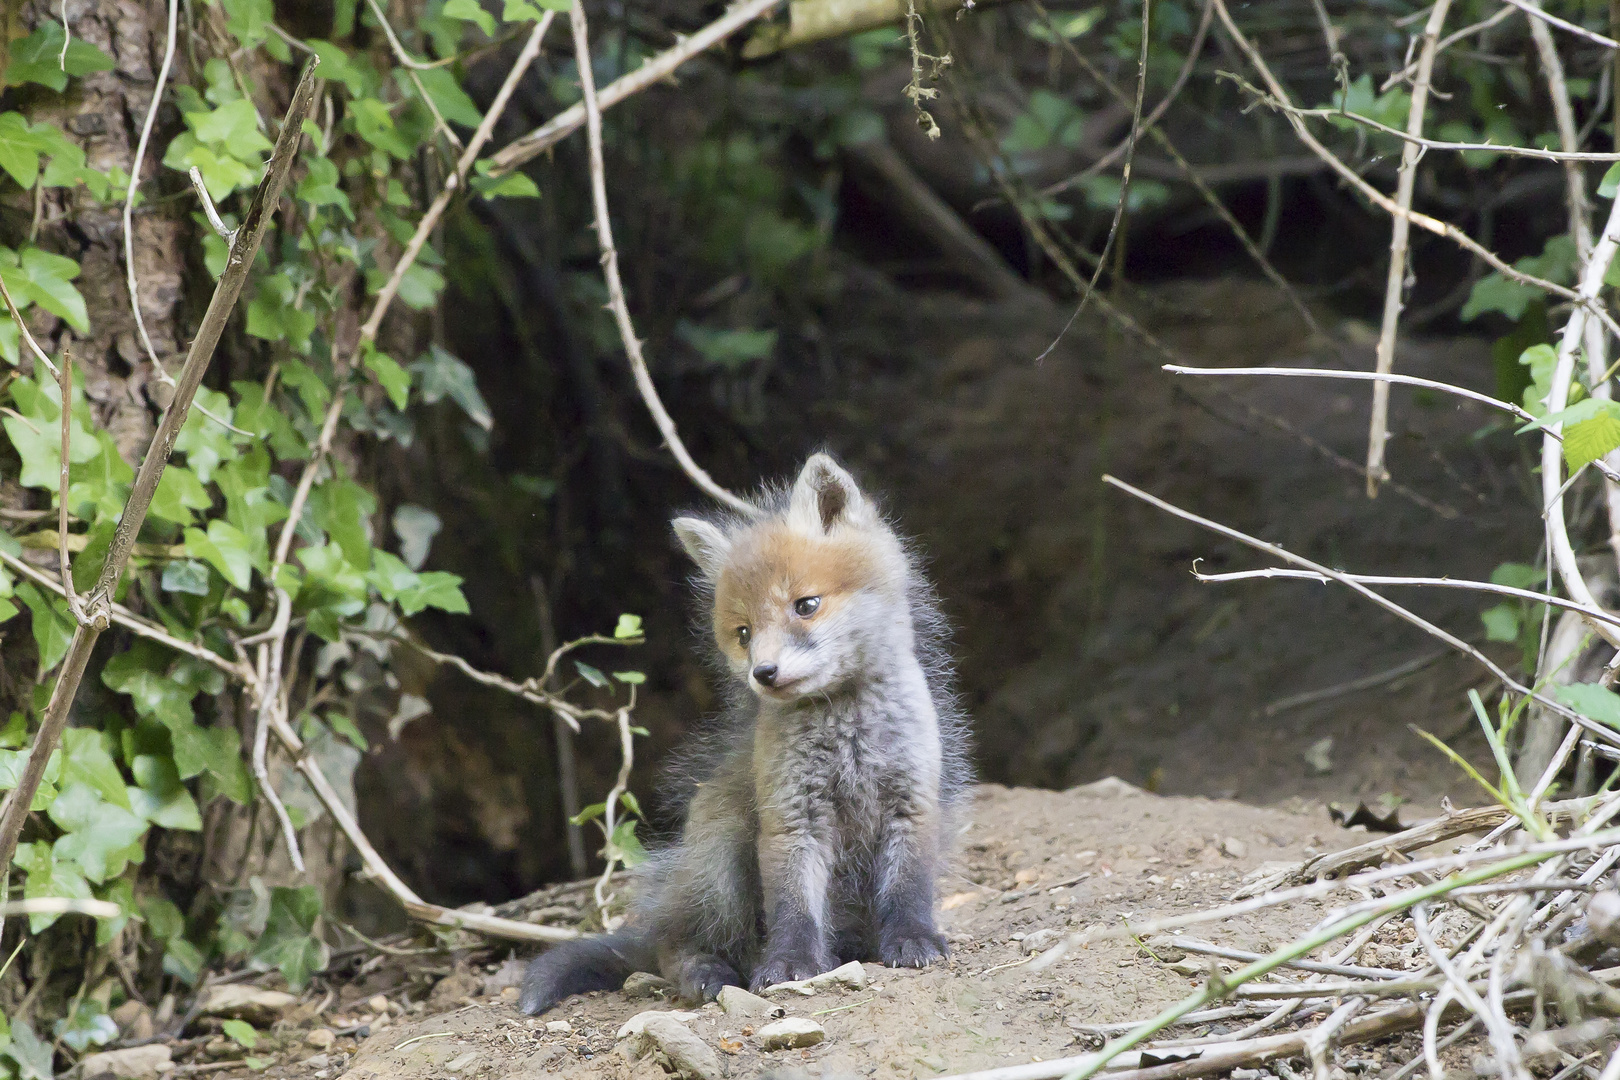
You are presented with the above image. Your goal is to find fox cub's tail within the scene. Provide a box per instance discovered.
[518,930,654,1015]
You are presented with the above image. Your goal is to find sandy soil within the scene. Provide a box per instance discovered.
[168,780,1444,1080]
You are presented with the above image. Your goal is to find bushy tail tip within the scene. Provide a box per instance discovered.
[518,931,651,1016]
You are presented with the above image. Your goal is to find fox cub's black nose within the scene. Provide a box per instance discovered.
[752,663,778,686]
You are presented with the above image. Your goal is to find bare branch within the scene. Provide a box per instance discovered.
[1194,566,1620,631]
[1498,0,1619,49]
[1210,0,1620,352]
[1367,0,1452,496]
[362,12,557,343]
[123,0,177,381]
[487,0,785,177]
[569,0,756,516]
[55,345,83,625]
[1100,474,1620,747]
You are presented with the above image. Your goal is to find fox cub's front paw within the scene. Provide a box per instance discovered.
[749,951,835,992]
[880,928,948,968]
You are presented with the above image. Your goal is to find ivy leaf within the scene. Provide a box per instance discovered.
[392,505,441,570]
[393,263,445,310]
[184,520,256,591]
[103,646,197,728]
[308,479,376,567]
[128,755,203,831]
[1563,412,1620,469]
[1491,562,1544,590]
[365,349,412,411]
[409,67,482,127]
[14,582,74,673]
[0,246,89,332]
[173,724,250,803]
[150,464,213,526]
[53,1001,117,1053]
[469,169,540,199]
[47,783,147,883]
[61,729,131,810]
[14,840,90,933]
[0,113,46,188]
[251,886,329,990]
[5,1018,54,1079]
[396,571,468,616]
[442,0,497,36]
[1555,682,1620,727]
[222,1021,259,1050]
[245,271,316,353]
[296,155,353,220]
[326,713,368,752]
[0,746,60,811]
[174,387,243,481]
[304,41,377,97]
[7,21,114,90]
[1602,161,1620,198]
[606,818,648,867]
[574,661,608,688]
[1480,602,1520,642]
[614,613,643,639]
[411,345,492,430]
[350,98,417,159]
[613,670,646,685]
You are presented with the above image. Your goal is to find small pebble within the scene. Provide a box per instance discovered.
[367,995,389,1014]
[622,972,675,1000]
[306,1029,336,1050]
[445,1051,480,1073]
[546,1020,573,1034]
[757,1017,826,1050]
[299,1055,331,1071]
[1022,928,1062,955]
[717,986,784,1021]
[1220,838,1248,859]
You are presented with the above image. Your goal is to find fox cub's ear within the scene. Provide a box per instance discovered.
[788,453,868,535]
[673,517,732,582]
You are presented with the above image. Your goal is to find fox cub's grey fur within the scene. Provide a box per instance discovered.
[519,453,971,1015]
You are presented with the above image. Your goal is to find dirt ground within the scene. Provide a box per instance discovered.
[157,779,1488,1080]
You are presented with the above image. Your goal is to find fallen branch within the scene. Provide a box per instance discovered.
[0,59,322,874]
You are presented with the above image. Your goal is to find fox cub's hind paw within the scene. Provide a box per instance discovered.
[672,954,743,1003]
[880,928,948,969]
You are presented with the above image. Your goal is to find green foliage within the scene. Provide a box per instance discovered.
[0,0,650,1032]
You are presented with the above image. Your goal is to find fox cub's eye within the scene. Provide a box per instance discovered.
[737,626,751,646]
[793,596,822,618]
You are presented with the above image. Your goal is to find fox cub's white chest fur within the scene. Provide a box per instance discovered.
[520,453,971,1014]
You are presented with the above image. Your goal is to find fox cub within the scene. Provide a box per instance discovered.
[519,453,971,1014]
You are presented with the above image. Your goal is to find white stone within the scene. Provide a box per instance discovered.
[78,1045,172,1079]
[196,985,298,1022]
[1022,928,1062,954]
[545,1020,573,1034]
[757,1017,826,1050]
[615,1010,701,1040]
[619,1014,723,1080]
[716,986,783,1020]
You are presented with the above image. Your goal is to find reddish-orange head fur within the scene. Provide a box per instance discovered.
[673,454,908,700]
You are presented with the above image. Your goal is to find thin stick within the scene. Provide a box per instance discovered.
[487,0,783,177]
[1498,0,1619,49]
[1194,567,1620,631]
[123,0,178,380]
[593,706,635,913]
[1161,364,1620,485]
[0,59,322,876]
[0,897,120,918]
[0,549,252,680]
[0,264,56,378]
[1210,0,1620,351]
[1102,474,1617,743]
[1233,102,1620,163]
[361,12,555,343]
[250,590,303,872]
[55,345,82,624]
[569,0,754,516]
[1540,184,1620,649]
[1366,0,1451,496]
[1261,649,1448,717]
